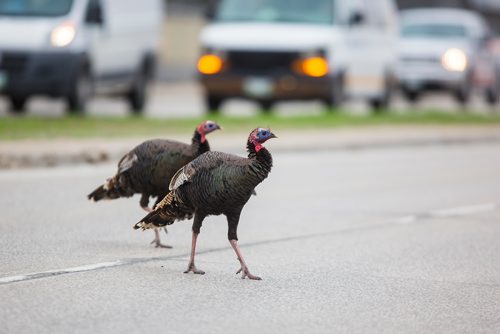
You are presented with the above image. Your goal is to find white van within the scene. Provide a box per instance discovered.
[197,0,398,113]
[0,0,163,114]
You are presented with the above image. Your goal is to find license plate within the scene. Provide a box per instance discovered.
[243,77,273,98]
[0,71,7,90]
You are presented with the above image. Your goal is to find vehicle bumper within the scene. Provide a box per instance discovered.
[0,51,85,98]
[200,73,332,101]
[396,63,467,92]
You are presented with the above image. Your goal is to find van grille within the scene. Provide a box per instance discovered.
[227,50,299,74]
[0,52,29,75]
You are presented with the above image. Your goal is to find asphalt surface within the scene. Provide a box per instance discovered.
[1,141,500,333]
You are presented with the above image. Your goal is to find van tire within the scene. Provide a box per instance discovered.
[258,100,274,113]
[205,95,223,114]
[370,73,393,112]
[9,96,28,113]
[67,68,93,114]
[325,73,344,111]
[128,69,148,114]
[485,86,499,106]
[454,75,472,106]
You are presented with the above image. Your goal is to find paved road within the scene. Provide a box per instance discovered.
[1,142,500,333]
[1,81,499,117]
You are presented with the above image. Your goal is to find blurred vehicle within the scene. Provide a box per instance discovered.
[0,0,163,114]
[397,8,500,105]
[197,0,399,113]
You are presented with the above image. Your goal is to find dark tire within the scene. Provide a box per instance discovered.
[370,74,393,113]
[205,95,223,114]
[403,90,420,104]
[9,96,28,114]
[485,86,499,106]
[258,100,274,113]
[127,69,149,114]
[324,73,344,111]
[67,68,93,114]
[454,76,472,106]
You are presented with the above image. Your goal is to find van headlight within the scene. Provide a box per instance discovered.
[293,52,329,77]
[441,48,467,72]
[197,54,224,75]
[51,21,77,47]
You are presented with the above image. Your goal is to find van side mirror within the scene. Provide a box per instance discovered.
[204,4,216,21]
[348,10,365,26]
[86,0,103,25]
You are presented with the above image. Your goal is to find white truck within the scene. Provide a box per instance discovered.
[0,0,163,114]
[197,0,399,113]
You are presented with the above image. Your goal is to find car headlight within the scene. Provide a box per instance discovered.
[197,54,224,75]
[441,48,467,72]
[293,56,329,77]
[51,21,76,47]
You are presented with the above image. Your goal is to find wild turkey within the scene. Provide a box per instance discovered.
[134,127,276,280]
[88,120,222,248]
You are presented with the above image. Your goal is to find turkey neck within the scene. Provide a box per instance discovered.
[191,131,211,155]
[246,140,273,180]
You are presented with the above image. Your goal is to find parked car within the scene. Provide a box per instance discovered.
[197,0,399,113]
[0,0,163,114]
[397,8,500,105]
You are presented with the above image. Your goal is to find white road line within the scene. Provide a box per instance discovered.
[0,260,124,285]
[431,203,498,218]
[395,203,498,225]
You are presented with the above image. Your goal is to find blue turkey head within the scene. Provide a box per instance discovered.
[249,127,277,152]
[197,120,222,143]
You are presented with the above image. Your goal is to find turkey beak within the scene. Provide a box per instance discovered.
[269,132,277,139]
[216,124,223,130]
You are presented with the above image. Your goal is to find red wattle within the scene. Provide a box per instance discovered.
[255,143,263,152]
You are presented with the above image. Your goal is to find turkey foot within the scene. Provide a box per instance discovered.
[151,228,172,248]
[236,265,261,280]
[184,262,205,275]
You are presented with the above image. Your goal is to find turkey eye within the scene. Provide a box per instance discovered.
[262,131,268,136]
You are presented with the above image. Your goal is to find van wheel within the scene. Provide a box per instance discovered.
[67,68,93,114]
[485,86,499,106]
[370,74,393,113]
[128,68,149,114]
[454,75,472,106]
[403,90,420,104]
[325,74,344,111]
[205,95,223,114]
[9,96,28,114]
[258,100,274,113]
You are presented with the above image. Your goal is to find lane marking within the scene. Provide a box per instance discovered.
[431,203,498,218]
[396,203,498,225]
[1,203,498,285]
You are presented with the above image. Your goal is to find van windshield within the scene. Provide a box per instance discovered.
[401,24,467,39]
[0,0,74,17]
[215,0,334,25]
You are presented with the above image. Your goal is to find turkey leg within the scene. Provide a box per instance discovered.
[184,232,205,275]
[230,240,261,280]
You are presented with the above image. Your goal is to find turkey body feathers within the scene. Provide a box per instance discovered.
[135,148,273,229]
[88,132,210,206]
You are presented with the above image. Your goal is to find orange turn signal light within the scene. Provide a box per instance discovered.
[197,54,223,75]
[298,57,329,77]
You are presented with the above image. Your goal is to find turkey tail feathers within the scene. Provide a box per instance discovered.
[88,185,109,201]
[87,177,122,202]
[134,192,189,230]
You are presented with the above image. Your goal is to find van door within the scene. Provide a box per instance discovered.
[343,0,395,98]
[86,0,138,83]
